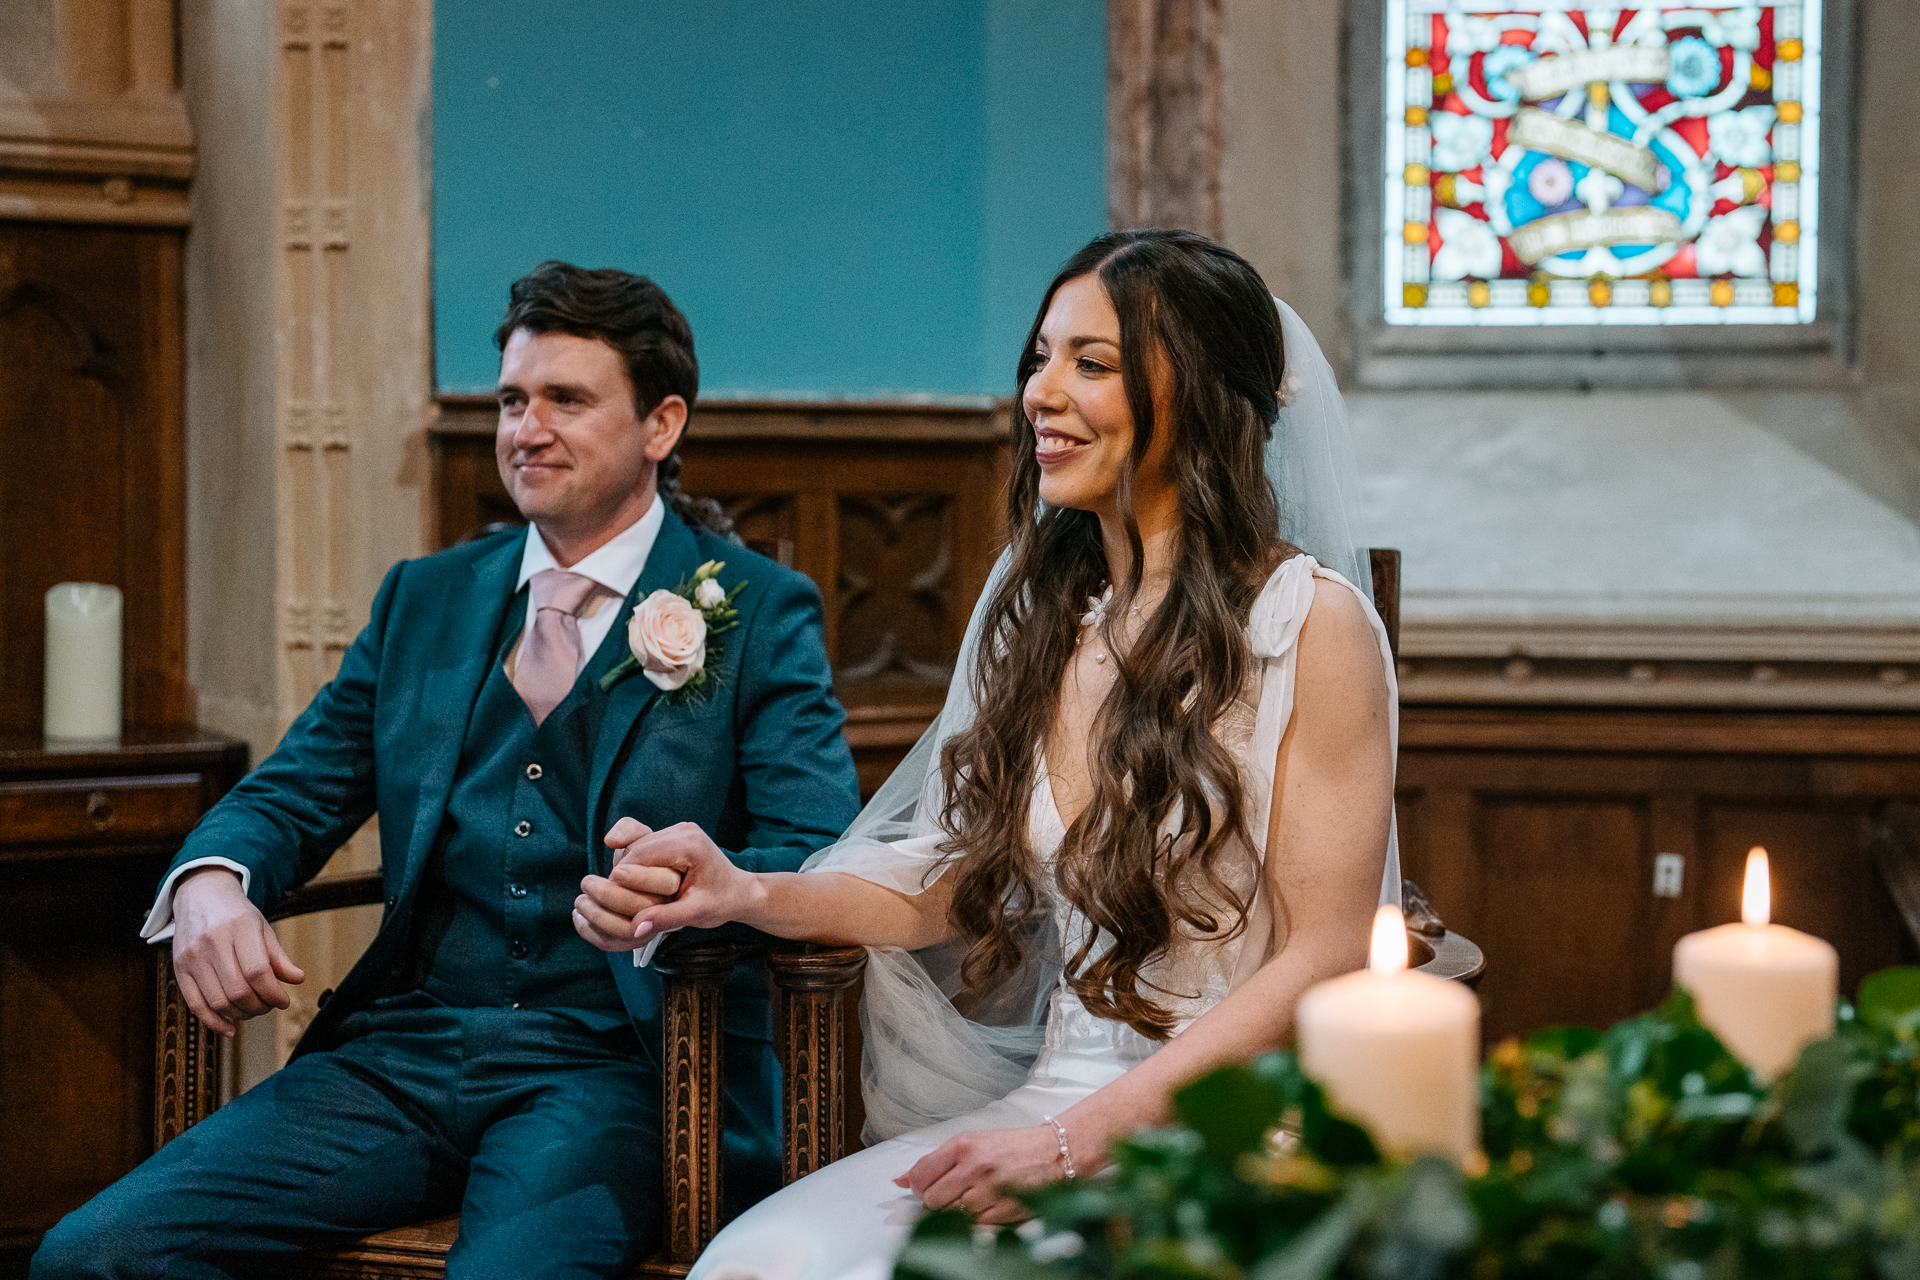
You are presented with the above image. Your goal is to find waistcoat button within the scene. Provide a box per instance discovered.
[507,882,528,899]
[514,820,532,837]
[508,939,529,960]
[526,763,543,780]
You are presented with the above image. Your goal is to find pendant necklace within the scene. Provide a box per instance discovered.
[1079,585,1142,682]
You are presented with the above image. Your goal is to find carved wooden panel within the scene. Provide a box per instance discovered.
[655,940,738,1265]
[768,947,868,1184]
[0,224,188,734]
[155,952,221,1149]
[835,494,960,686]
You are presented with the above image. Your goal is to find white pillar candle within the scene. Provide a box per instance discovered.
[44,583,123,741]
[1673,847,1837,1080]
[1296,905,1481,1162]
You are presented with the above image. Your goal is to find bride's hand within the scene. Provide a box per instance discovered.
[603,818,762,937]
[893,1125,1064,1224]
[573,822,685,952]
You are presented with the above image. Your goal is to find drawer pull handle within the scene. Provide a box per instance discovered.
[86,790,116,831]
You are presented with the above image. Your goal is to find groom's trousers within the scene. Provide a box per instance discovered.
[30,994,663,1280]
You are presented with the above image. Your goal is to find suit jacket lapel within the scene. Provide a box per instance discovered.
[585,512,702,865]
[400,531,526,891]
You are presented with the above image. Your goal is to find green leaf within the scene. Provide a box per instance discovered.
[1172,1063,1285,1162]
[1780,1035,1872,1157]
[1859,968,1920,1031]
[1390,1156,1477,1252]
[1250,1185,1373,1280]
[1528,1026,1604,1060]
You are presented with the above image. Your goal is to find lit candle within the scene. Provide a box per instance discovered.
[1296,904,1481,1162]
[1672,847,1837,1080]
[44,583,123,742]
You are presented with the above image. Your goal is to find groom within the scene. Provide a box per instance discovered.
[32,263,860,1279]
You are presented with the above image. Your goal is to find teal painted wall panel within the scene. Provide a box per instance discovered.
[433,0,1105,399]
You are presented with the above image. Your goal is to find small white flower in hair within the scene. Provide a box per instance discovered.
[1278,372,1304,409]
[1080,585,1113,629]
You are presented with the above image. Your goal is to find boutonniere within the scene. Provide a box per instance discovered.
[600,560,744,703]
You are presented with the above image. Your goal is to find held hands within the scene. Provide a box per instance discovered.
[171,867,305,1037]
[572,820,685,952]
[572,818,758,952]
[894,1125,1068,1224]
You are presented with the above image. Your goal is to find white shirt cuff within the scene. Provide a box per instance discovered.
[142,857,252,943]
[632,931,668,968]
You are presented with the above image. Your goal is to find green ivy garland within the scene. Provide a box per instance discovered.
[898,968,1920,1280]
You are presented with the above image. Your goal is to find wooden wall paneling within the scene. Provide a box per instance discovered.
[1476,797,1653,1043]
[1398,706,1920,1044]
[1645,792,1707,1004]
[1394,788,1481,943]
[0,224,189,734]
[1701,803,1916,1001]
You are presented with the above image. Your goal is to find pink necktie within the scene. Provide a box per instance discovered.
[512,570,608,726]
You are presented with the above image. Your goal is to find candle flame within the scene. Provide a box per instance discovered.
[1742,846,1771,927]
[1369,904,1409,975]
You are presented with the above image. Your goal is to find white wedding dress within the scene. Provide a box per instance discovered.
[687,553,1398,1280]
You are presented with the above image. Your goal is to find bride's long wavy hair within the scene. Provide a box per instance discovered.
[939,229,1292,1040]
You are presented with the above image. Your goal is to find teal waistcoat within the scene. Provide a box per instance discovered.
[403,591,628,1018]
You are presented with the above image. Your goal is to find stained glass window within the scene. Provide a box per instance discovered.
[1383,3,1821,325]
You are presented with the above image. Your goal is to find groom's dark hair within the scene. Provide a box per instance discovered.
[496,261,732,535]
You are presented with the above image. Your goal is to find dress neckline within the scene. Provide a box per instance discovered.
[1034,754,1070,848]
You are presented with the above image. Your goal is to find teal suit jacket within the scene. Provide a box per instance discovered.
[166,509,859,1059]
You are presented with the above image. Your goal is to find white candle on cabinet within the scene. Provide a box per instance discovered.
[1673,847,1837,1080]
[44,583,123,742]
[1296,904,1481,1162]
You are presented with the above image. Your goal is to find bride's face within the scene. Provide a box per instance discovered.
[1023,274,1175,519]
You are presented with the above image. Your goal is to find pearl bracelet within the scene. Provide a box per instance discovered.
[1042,1114,1077,1179]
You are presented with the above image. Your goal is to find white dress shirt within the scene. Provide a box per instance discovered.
[142,498,667,944]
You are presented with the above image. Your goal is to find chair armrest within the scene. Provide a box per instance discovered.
[653,936,746,1267]
[155,868,388,1152]
[1403,877,1486,989]
[1413,929,1486,989]
[266,870,386,922]
[768,945,867,1183]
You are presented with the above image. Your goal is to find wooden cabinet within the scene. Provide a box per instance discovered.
[0,730,246,1272]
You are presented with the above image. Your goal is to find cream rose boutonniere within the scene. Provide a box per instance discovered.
[601,560,743,703]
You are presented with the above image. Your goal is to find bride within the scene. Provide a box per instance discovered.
[574,228,1400,1278]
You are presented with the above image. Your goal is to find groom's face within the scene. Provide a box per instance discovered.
[495,328,684,553]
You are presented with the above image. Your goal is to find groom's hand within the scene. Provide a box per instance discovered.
[603,819,762,936]
[573,821,686,952]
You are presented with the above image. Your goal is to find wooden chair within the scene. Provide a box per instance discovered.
[151,547,1478,1276]
[1370,547,1485,989]
[156,910,866,1278]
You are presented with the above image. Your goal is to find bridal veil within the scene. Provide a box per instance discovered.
[802,298,1401,1142]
